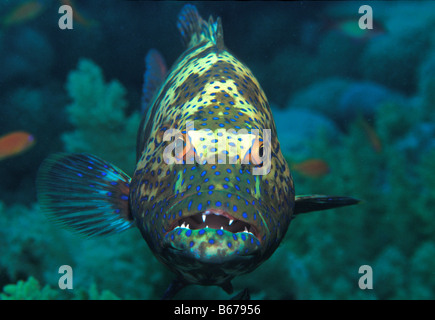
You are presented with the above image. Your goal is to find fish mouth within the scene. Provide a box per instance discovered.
[161,192,265,265]
[167,208,259,240]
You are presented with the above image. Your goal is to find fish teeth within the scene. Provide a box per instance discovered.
[244,227,249,233]
[202,214,206,223]
[181,222,186,228]
[229,219,234,225]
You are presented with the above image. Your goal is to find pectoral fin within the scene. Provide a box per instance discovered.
[294,195,360,215]
[36,153,134,237]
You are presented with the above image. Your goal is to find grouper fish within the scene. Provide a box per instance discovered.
[36,4,359,299]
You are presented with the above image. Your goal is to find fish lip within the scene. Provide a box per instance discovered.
[163,245,259,271]
[165,245,257,259]
[166,208,260,241]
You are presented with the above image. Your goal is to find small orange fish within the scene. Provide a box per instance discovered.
[60,0,98,27]
[291,159,330,178]
[0,131,35,161]
[358,118,382,153]
[1,0,45,27]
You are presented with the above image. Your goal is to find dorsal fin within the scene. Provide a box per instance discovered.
[141,49,167,113]
[177,4,224,50]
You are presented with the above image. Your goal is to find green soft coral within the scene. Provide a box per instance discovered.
[0,201,75,285]
[62,59,141,173]
[277,97,435,299]
[0,199,169,300]
[1,277,59,300]
[71,283,120,300]
[1,277,120,300]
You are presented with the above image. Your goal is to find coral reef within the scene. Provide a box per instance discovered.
[287,78,351,123]
[358,2,435,94]
[62,59,141,174]
[271,106,339,161]
[1,1,435,300]
[277,96,435,299]
[0,276,120,300]
[417,52,435,123]
[286,78,404,130]
[0,200,171,300]
[1,277,59,300]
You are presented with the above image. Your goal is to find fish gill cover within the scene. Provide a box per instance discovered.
[0,1,434,301]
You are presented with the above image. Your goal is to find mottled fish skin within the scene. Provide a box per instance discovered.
[129,5,294,286]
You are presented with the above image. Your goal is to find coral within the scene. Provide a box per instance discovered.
[0,276,120,300]
[62,59,141,174]
[287,78,351,121]
[287,78,404,130]
[2,1,435,300]
[0,200,171,300]
[337,82,404,125]
[1,277,58,300]
[394,122,435,164]
[0,202,74,286]
[70,230,172,300]
[415,150,435,238]
[273,95,435,299]
[358,2,435,94]
[417,52,435,123]
[409,242,435,299]
[71,282,120,300]
[271,106,339,161]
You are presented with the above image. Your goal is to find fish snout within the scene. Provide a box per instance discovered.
[161,191,266,263]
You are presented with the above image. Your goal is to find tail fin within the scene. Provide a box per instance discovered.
[177,4,224,50]
[36,153,134,237]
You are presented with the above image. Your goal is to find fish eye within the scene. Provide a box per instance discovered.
[174,137,186,149]
[259,145,264,157]
[250,140,264,166]
[173,135,194,161]
[173,136,186,159]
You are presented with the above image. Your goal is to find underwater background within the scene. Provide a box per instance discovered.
[0,0,434,300]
